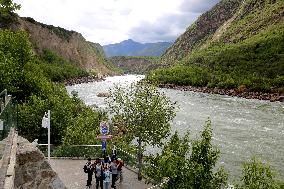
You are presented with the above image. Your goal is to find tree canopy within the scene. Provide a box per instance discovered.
[106,81,176,179]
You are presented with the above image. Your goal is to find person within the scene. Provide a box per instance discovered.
[103,165,111,189]
[116,158,124,183]
[103,155,111,166]
[95,158,103,189]
[83,158,94,188]
[110,159,118,189]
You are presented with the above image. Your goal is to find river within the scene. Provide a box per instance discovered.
[66,75,284,180]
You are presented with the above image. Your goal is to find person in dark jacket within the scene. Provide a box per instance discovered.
[83,158,94,188]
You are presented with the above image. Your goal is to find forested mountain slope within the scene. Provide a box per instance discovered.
[148,0,284,93]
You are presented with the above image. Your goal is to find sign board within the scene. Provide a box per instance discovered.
[0,119,3,131]
[100,122,109,135]
[96,135,112,140]
[42,116,49,128]
[102,140,107,151]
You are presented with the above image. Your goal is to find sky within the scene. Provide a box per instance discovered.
[14,0,220,45]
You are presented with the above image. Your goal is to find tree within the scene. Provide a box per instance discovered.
[187,120,228,189]
[144,131,190,188]
[0,0,21,27]
[145,120,228,189]
[106,81,176,180]
[237,157,280,189]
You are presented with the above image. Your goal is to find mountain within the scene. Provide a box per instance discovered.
[13,17,117,75]
[103,39,172,57]
[148,0,284,93]
[108,56,160,74]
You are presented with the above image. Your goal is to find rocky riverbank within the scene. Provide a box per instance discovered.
[64,76,105,86]
[158,84,284,102]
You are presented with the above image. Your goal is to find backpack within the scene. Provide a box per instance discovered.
[84,162,92,173]
[83,164,88,173]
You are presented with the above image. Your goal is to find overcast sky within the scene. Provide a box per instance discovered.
[14,0,219,45]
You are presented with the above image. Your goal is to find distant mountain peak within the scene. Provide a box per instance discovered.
[103,39,172,57]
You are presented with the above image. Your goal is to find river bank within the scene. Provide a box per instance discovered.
[158,84,284,102]
[64,76,105,86]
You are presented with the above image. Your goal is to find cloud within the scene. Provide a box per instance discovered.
[179,0,220,13]
[129,12,199,43]
[129,0,220,43]
[14,0,220,45]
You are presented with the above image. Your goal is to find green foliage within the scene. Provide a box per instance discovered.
[0,30,34,100]
[0,29,103,145]
[145,120,228,189]
[223,0,284,43]
[187,120,228,189]
[107,81,176,147]
[0,0,21,27]
[108,56,161,74]
[37,49,89,82]
[52,145,102,158]
[106,81,176,179]
[237,157,280,189]
[148,25,284,92]
[62,109,105,145]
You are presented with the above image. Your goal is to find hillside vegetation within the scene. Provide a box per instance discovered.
[0,30,105,145]
[148,0,284,93]
[15,17,118,76]
[108,56,160,74]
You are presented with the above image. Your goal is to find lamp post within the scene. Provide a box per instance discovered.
[42,110,51,161]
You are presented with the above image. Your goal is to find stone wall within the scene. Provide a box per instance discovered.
[0,128,66,189]
[14,136,66,189]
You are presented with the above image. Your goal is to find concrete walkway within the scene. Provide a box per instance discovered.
[50,159,152,189]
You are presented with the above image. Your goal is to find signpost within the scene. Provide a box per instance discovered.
[42,110,50,161]
[98,122,112,155]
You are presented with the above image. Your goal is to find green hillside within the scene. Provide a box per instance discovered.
[108,56,160,74]
[148,0,284,93]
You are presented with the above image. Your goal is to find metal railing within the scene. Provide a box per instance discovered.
[115,147,170,189]
[0,90,17,141]
[37,144,103,159]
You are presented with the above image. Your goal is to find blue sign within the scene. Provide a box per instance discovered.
[102,140,107,151]
[100,122,109,135]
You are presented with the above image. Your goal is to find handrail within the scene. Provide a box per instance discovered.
[0,89,11,114]
[0,89,7,96]
[115,146,170,189]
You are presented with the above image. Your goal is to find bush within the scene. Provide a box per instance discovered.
[237,157,280,189]
[144,120,228,189]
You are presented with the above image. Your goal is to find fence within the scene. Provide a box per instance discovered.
[38,144,103,159]
[0,89,17,141]
[115,146,170,189]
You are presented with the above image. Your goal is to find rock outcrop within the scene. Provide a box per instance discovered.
[14,17,114,75]
[161,0,242,65]
[14,136,66,189]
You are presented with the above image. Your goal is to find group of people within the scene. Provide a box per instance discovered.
[84,155,124,189]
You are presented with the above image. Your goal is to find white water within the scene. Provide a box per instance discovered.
[66,75,284,180]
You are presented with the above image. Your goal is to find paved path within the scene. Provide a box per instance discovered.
[50,159,152,189]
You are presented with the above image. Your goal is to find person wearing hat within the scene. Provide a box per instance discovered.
[116,158,124,183]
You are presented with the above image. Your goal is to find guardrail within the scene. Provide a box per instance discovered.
[115,147,170,189]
